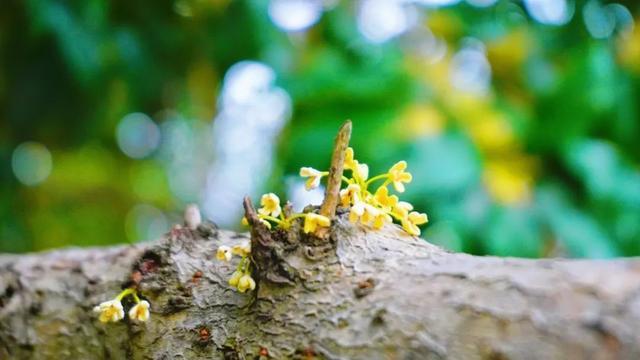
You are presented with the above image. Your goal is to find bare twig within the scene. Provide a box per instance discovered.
[316,120,352,238]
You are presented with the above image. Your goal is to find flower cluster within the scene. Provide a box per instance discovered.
[93,288,150,323]
[301,147,428,236]
[241,193,331,234]
[217,239,256,292]
[219,193,332,293]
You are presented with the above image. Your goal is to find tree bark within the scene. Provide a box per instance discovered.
[1,215,639,360]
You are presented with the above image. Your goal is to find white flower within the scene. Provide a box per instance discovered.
[216,245,232,261]
[299,167,324,190]
[93,299,125,323]
[128,300,151,322]
[356,163,369,181]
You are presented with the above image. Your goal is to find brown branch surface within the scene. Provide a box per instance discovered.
[319,120,351,220]
[1,216,640,359]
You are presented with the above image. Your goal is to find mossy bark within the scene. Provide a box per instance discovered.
[1,216,640,359]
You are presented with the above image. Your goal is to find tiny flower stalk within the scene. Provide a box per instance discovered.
[93,288,150,323]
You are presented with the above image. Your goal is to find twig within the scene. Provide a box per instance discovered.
[316,120,352,238]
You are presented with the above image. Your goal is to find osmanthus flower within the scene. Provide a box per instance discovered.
[93,299,125,323]
[401,211,429,236]
[374,187,398,210]
[303,213,331,234]
[237,274,256,293]
[340,184,361,207]
[387,161,413,193]
[228,270,243,288]
[93,288,151,324]
[299,167,326,190]
[216,245,232,261]
[232,240,251,257]
[258,193,281,217]
[128,300,151,322]
[344,147,357,170]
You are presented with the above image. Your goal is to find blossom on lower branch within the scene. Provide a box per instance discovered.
[93,299,124,323]
[93,288,150,323]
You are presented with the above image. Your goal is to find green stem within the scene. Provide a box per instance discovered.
[260,215,286,226]
[365,174,389,188]
[116,288,135,301]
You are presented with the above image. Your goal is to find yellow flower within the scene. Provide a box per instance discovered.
[237,274,256,293]
[374,187,398,210]
[401,211,429,236]
[348,201,366,224]
[216,245,232,261]
[372,212,392,229]
[340,184,361,207]
[388,161,412,193]
[361,204,380,224]
[303,213,331,233]
[300,167,324,190]
[344,147,357,170]
[228,270,242,288]
[93,300,125,323]
[393,201,413,218]
[241,216,249,226]
[232,240,251,257]
[349,202,379,226]
[128,300,151,322]
[258,193,281,217]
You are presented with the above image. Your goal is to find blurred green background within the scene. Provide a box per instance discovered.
[1,0,639,258]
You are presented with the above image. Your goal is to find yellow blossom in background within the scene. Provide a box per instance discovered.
[617,21,640,74]
[93,300,125,323]
[128,300,150,322]
[258,193,281,217]
[303,213,331,234]
[300,167,325,190]
[388,161,412,193]
[483,161,534,205]
[394,104,445,139]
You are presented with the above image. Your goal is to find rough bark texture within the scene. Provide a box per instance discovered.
[1,214,640,360]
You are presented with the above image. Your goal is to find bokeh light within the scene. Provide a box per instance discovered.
[357,0,416,44]
[11,142,53,186]
[524,0,573,26]
[116,113,161,159]
[268,0,323,32]
[204,61,291,227]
